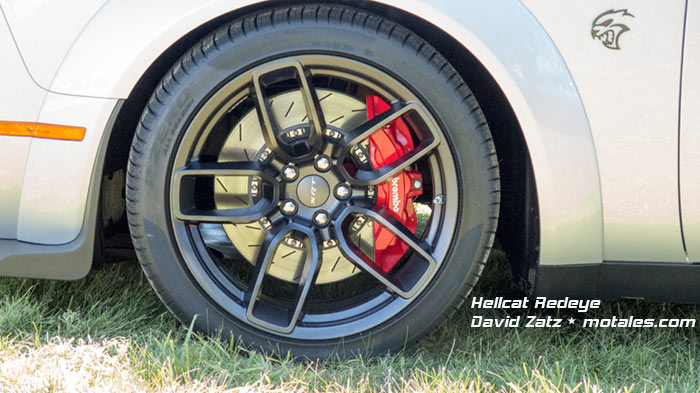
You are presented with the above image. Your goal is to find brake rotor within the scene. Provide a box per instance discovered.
[213,88,368,284]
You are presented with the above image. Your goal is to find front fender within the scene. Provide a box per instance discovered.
[24,0,603,267]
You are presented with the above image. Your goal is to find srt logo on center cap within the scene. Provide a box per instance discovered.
[297,175,329,207]
[310,177,317,205]
[591,9,634,50]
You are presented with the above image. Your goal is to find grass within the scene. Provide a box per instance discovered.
[1,250,699,392]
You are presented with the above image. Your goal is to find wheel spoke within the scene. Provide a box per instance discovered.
[338,102,418,150]
[349,142,440,186]
[334,206,438,299]
[245,223,320,333]
[252,59,326,161]
[171,161,279,223]
[287,230,321,330]
[336,101,441,186]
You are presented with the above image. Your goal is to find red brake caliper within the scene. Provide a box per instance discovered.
[365,95,423,272]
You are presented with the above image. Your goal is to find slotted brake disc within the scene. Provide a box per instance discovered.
[213,88,368,284]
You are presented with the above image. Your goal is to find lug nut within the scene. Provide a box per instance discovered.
[281,165,298,182]
[335,184,351,200]
[314,155,332,172]
[313,210,330,227]
[280,200,298,215]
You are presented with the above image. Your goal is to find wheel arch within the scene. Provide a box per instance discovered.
[93,0,602,284]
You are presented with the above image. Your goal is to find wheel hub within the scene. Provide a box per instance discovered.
[214,88,366,284]
[211,87,427,285]
[296,175,330,207]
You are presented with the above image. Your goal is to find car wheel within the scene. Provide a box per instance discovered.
[126,4,499,358]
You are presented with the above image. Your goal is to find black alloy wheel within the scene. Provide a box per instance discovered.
[126,4,499,358]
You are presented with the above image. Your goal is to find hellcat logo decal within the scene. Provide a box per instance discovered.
[591,9,634,50]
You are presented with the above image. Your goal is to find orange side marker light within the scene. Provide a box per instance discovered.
[0,121,86,141]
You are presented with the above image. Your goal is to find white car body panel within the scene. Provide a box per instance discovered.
[4,0,691,268]
[522,1,687,262]
[0,0,107,89]
[48,0,267,97]
[680,0,700,261]
[16,93,117,243]
[0,9,38,239]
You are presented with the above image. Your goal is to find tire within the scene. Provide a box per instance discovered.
[126,4,499,358]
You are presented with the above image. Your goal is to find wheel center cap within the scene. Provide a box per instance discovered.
[296,175,330,207]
